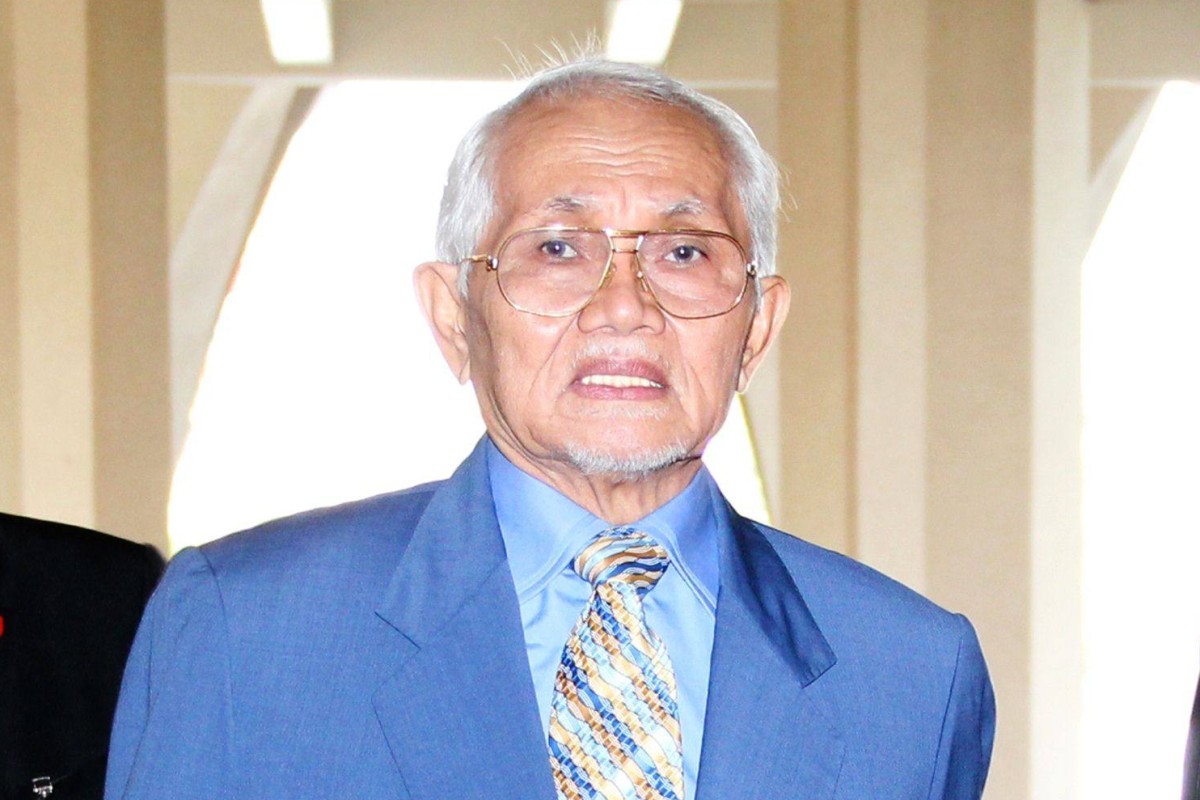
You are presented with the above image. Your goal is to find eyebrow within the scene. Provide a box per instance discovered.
[538,196,711,217]
[542,196,590,213]
[663,199,708,217]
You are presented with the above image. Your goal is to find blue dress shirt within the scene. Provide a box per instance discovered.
[486,440,721,799]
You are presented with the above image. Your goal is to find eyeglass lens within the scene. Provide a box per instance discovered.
[496,229,747,317]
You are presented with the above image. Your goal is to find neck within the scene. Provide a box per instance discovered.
[494,439,703,525]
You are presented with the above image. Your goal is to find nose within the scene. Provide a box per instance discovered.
[575,249,665,334]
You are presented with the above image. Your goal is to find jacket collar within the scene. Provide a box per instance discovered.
[695,504,844,800]
[372,440,558,800]
[374,439,508,645]
[372,442,843,800]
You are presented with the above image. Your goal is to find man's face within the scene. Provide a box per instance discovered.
[422,94,787,487]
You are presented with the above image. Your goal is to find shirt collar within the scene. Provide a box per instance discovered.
[485,438,720,609]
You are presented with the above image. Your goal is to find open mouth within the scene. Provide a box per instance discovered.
[578,374,664,389]
[572,357,668,397]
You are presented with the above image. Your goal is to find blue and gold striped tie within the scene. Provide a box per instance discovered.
[547,528,684,800]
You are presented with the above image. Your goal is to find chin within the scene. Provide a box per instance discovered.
[563,440,692,480]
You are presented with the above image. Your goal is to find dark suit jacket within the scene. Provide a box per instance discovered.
[0,513,163,800]
[108,440,994,799]
[1186,672,1200,800]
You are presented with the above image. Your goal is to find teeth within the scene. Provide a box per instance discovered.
[580,374,663,389]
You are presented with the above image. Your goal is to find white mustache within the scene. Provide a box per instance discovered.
[571,340,664,368]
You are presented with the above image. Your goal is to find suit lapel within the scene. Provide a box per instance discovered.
[372,443,556,800]
[696,511,845,800]
[368,450,844,800]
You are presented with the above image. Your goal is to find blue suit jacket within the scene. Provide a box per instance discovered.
[106,442,994,799]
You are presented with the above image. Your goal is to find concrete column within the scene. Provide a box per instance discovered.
[12,0,97,526]
[88,0,171,546]
[777,2,1089,798]
[924,2,1087,798]
[924,4,1036,794]
[776,0,858,555]
[0,0,19,510]
[1030,3,1087,797]
[6,0,170,551]
[856,0,929,590]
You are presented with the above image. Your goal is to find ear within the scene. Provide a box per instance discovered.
[737,275,791,393]
[413,261,472,384]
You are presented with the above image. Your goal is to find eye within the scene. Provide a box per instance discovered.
[538,238,579,259]
[664,242,707,264]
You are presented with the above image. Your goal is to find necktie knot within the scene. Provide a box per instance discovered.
[574,527,670,593]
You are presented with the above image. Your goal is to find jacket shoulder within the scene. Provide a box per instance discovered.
[749,522,995,799]
[204,479,444,561]
[189,481,444,587]
[752,521,972,647]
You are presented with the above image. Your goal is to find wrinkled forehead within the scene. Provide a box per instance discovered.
[485,92,746,231]
[491,90,731,169]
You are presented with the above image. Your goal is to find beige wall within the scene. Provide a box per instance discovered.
[168,83,253,244]
[772,2,1092,797]
[0,0,19,510]
[924,6,1039,793]
[775,0,858,555]
[1091,0,1200,86]
[2,0,170,551]
[88,0,172,547]
[1090,86,1154,177]
[11,0,98,528]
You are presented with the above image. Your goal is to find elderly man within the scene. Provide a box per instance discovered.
[107,60,994,800]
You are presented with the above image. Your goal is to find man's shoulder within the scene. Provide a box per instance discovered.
[749,520,970,644]
[147,480,450,641]
[194,479,445,577]
[735,519,994,798]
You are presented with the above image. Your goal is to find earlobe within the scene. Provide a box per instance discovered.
[413,261,472,384]
[737,275,791,393]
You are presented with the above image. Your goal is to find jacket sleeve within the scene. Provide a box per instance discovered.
[105,547,234,800]
[927,615,996,800]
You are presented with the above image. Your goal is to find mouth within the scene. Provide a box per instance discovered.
[579,374,664,389]
[572,358,668,399]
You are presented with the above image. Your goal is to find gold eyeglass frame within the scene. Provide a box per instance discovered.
[461,226,758,320]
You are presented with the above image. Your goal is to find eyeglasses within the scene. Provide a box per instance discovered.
[462,226,757,319]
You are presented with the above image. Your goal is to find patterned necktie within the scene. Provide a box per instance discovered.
[547,528,684,800]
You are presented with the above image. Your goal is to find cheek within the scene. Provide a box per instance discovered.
[471,304,568,404]
[465,303,517,403]
[677,329,747,407]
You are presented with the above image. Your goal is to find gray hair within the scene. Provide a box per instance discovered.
[434,58,780,291]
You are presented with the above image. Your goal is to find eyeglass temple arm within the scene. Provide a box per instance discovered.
[461,254,498,271]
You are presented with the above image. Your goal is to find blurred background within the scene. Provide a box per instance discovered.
[2,1,1198,797]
